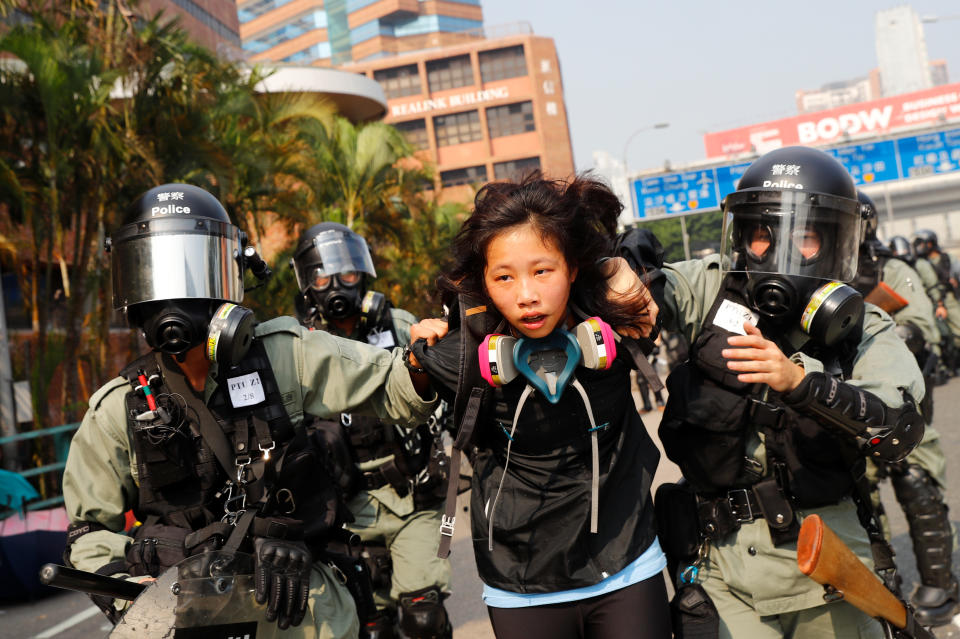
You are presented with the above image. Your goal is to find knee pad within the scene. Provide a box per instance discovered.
[397,586,451,639]
[891,465,945,512]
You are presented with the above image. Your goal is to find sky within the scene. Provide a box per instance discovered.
[479,0,960,173]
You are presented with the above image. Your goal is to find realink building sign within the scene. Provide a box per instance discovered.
[390,86,510,117]
[703,82,960,157]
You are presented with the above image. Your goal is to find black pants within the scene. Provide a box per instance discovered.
[486,574,672,639]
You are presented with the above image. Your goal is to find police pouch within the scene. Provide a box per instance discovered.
[659,361,751,491]
[654,481,700,564]
[125,523,213,577]
[671,582,720,639]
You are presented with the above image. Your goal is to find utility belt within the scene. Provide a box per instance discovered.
[655,476,800,570]
[697,487,764,538]
[361,460,411,496]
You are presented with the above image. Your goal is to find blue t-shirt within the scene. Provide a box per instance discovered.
[482,537,667,608]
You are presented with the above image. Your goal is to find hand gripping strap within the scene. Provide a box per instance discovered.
[438,388,485,559]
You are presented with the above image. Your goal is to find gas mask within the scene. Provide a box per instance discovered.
[477,317,618,541]
[722,188,864,347]
[291,224,378,328]
[310,272,364,321]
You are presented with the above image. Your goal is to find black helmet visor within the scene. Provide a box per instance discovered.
[293,229,376,292]
[110,217,244,309]
[721,189,861,283]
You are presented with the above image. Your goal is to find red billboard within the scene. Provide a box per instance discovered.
[704,82,960,158]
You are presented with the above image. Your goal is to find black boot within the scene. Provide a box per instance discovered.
[891,465,960,626]
[913,579,960,627]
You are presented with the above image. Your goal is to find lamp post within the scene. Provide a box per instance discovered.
[621,122,670,176]
[621,122,692,260]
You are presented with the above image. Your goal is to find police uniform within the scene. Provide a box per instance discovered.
[290,221,452,637]
[63,184,436,638]
[330,309,452,610]
[640,147,926,639]
[913,256,960,344]
[63,318,435,638]
[660,256,923,638]
[856,220,958,625]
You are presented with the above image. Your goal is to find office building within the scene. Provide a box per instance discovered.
[347,25,575,199]
[238,0,484,66]
[876,5,932,96]
[143,0,243,59]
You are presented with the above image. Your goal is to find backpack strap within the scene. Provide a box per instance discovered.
[437,387,485,559]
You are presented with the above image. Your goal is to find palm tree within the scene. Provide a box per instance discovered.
[308,117,423,232]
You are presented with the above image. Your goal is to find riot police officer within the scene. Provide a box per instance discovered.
[905,229,960,374]
[62,185,436,637]
[291,222,452,639]
[854,192,959,627]
[626,147,925,638]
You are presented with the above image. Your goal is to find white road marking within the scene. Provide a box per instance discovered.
[951,612,960,630]
[33,605,101,638]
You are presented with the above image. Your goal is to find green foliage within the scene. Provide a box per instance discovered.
[0,0,474,466]
[635,210,725,262]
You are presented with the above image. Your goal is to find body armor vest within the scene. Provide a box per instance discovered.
[659,274,862,508]
[122,342,293,529]
[933,254,953,290]
[308,308,446,507]
[122,340,344,567]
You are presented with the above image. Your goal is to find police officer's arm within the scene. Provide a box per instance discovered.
[660,256,725,345]
[294,325,436,425]
[62,381,138,576]
[915,258,946,302]
[780,308,925,463]
[883,260,940,346]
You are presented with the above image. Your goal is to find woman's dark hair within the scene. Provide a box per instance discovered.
[438,172,648,330]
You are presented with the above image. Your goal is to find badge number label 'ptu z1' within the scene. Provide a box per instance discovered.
[227,372,265,408]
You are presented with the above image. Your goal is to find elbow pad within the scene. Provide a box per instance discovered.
[782,372,924,462]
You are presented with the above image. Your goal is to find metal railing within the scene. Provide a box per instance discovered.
[0,422,80,511]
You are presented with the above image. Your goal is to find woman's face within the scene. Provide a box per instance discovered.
[483,223,577,338]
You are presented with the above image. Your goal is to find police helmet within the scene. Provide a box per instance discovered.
[858,190,880,243]
[291,222,376,321]
[722,146,861,282]
[911,229,939,258]
[889,236,916,265]
[110,184,246,355]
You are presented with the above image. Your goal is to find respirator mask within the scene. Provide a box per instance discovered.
[721,189,864,347]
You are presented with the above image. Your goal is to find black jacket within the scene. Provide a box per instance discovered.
[419,327,661,593]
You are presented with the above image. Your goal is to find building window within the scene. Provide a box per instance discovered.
[244,11,327,54]
[441,165,488,188]
[479,45,527,83]
[434,110,482,147]
[169,0,242,46]
[486,101,535,138]
[394,119,429,151]
[426,55,474,92]
[238,0,295,23]
[374,65,421,99]
[494,157,541,181]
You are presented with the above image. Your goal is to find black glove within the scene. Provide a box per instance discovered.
[254,537,312,629]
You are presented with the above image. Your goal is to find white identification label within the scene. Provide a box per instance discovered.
[713,299,759,336]
[227,372,265,408]
[367,330,395,348]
